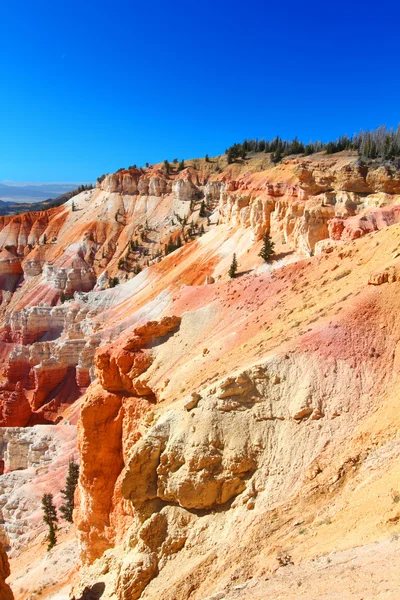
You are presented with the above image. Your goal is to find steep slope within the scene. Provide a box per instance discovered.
[71,220,400,599]
[1,152,400,428]
[3,150,400,599]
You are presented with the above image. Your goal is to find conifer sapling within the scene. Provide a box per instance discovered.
[259,230,275,262]
[228,253,238,278]
[60,458,80,523]
[42,493,58,551]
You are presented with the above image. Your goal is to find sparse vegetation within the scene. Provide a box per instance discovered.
[228,253,238,278]
[130,239,139,251]
[225,125,400,164]
[60,292,74,303]
[164,235,182,256]
[42,493,58,551]
[259,230,275,262]
[75,183,94,193]
[226,143,247,164]
[60,459,79,523]
[108,276,120,288]
[391,489,400,503]
[277,552,293,567]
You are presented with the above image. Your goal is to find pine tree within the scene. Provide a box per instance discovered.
[42,493,58,551]
[271,144,282,164]
[178,159,185,171]
[108,276,119,288]
[60,459,79,523]
[228,253,238,278]
[205,154,209,162]
[199,201,207,217]
[259,230,275,262]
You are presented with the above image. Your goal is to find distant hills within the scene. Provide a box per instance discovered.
[0,182,94,215]
[0,181,90,203]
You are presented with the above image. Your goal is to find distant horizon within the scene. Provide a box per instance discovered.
[0,180,94,203]
[1,180,94,185]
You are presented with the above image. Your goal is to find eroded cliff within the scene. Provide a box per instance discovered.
[3,150,400,599]
[72,218,400,599]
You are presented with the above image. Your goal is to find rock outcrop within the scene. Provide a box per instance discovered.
[95,316,181,395]
[75,316,181,564]
[0,543,13,600]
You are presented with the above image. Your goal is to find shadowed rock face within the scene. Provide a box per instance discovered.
[0,542,13,600]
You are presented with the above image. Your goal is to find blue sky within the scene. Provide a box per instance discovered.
[1,0,400,182]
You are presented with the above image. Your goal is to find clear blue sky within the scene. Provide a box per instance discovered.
[1,0,399,182]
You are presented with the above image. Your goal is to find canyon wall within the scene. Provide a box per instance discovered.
[3,152,400,599]
[1,154,400,430]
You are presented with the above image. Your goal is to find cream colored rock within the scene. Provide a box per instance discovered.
[0,425,76,555]
[117,550,158,600]
[172,178,199,202]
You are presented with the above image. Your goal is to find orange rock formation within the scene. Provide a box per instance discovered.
[0,543,13,600]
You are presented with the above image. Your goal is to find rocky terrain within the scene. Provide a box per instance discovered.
[2,150,400,599]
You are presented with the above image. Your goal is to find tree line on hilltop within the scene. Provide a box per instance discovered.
[95,124,400,187]
[225,125,400,164]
